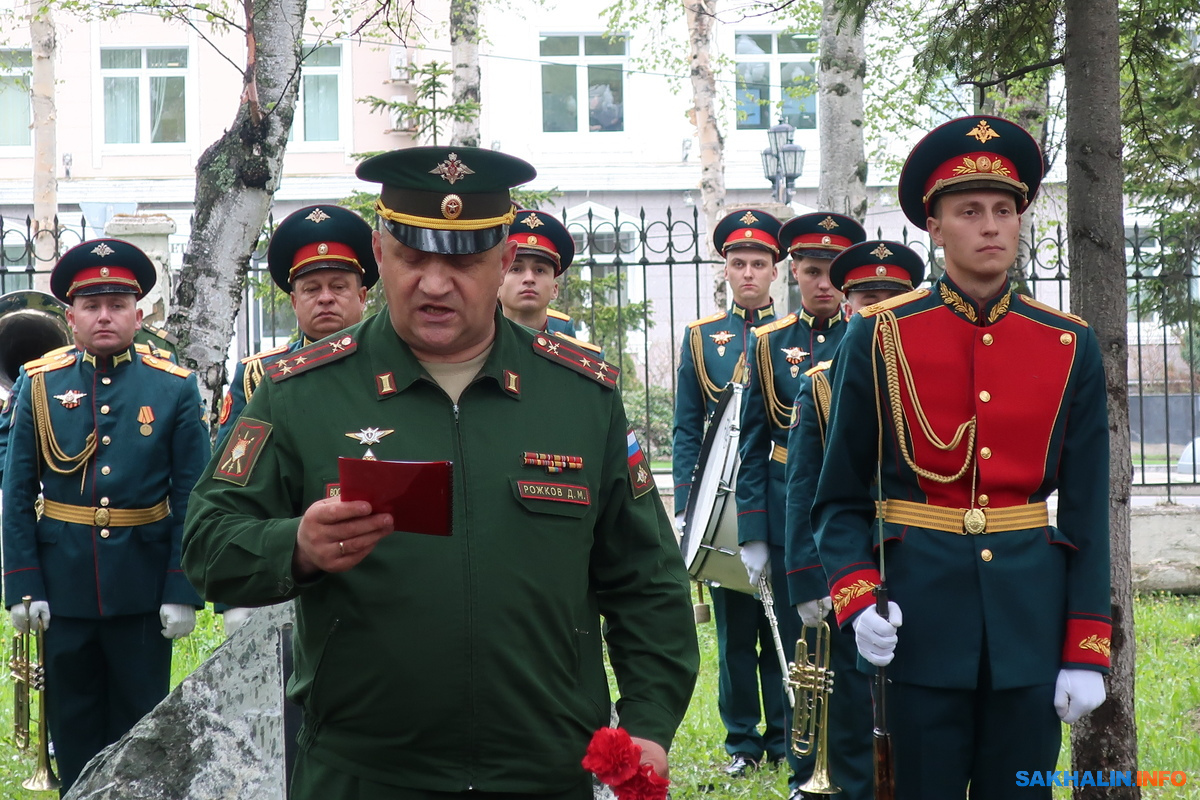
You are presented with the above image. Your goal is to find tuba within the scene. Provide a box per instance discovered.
[9,596,60,791]
[0,290,72,390]
[788,619,839,795]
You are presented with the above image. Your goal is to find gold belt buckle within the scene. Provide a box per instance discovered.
[94,507,111,527]
[963,508,987,535]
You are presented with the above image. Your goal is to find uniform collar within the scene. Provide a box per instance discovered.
[732,300,775,323]
[797,305,841,331]
[936,273,1013,326]
[81,345,135,369]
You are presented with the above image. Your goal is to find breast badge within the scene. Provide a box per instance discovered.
[346,427,394,461]
[709,331,734,357]
[138,406,155,436]
[781,346,810,378]
[53,389,87,409]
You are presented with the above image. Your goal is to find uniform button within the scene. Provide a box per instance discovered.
[979,391,991,403]
[982,333,994,346]
[981,549,993,562]
[1060,333,1073,345]
[817,334,826,343]
[100,529,111,539]
[101,465,111,475]
[978,494,990,506]
[100,405,110,414]
[102,435,111,445]
[980,447,992,459]
[102,377,112,385]
[100,497,110,507]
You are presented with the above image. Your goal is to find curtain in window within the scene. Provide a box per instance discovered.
[303,74,338,141]
[150,76,186,143]
[104,77,139,144]
[0,75,31,146]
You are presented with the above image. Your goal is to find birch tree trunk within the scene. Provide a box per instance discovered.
[816,0,866,224]
[30,3,57,266]
[1063,0,1139,794]
[168,0,306,423]
[450,0,481,148]
[684,0,726,306]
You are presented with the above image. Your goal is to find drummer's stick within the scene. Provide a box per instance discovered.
[758,573,796,708]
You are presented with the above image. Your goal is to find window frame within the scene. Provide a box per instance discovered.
[731,31,819,133]
[538,33,628,135]
[95,44,193,153]
[289,41,351,152]
[0,48,33,151]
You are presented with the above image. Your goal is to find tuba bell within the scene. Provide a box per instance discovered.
[0,290,72,390]
[9,596,60,791]
[788,619,839,795]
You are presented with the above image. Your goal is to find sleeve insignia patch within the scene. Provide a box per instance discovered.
[532,335,619,388]
[215,418,272,485]
[267,334,357,383]
[832,578,876,615]
[626,428,655,499]
[1079,635,1111,659]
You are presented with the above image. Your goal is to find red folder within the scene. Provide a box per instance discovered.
[337,457,453,536]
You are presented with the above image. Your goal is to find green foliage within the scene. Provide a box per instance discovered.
[360,61,480,146]
[557,266,651,376]
[623,379,674,459]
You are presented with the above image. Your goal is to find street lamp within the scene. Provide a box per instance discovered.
[760,120,806,204]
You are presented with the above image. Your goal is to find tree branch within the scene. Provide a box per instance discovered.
[961,55,1064,87]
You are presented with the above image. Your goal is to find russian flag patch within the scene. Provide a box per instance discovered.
[626,428,655,499]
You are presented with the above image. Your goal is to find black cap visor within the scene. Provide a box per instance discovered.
[384,219,508,255]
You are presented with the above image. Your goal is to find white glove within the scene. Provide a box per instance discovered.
[853,601,903,666]
[674,512,687,535]
[1054,668,1106,724]
[739,541,771,585]
[222,607,254,636]
[159,603,196,640]
[9,601,51,634]
[795,596,833,627]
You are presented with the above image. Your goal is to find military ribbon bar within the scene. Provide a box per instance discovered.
[522,452,583,473]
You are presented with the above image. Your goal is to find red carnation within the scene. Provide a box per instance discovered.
[581,727,640,787]
[613,763,670,800]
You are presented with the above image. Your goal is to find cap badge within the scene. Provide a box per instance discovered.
[744,231,754,239]
[967,119,1000,143]
[822,235,832,245]
[306,208,331,224]
[876,266,889,276]
[430,153,475,185]
[871,243,894,259]
[441,194,464,220]
[317,243,329,256]
[953,155,1011,179]
[92,243,115,258]
[527,235,538,244]
[99,267,111,277]
[739,211,759,225]
[521,214,544,229]
[818,216,839,230]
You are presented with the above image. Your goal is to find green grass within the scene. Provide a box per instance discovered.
[0,598,1196,798]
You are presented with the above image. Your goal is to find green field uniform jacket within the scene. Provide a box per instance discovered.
[182,309,699,794]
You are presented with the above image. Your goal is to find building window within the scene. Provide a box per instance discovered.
[0,49,32,147]
[540,34,626,133]
[734,32,817,131]
[292,44,341,143]
[100,47,187,145]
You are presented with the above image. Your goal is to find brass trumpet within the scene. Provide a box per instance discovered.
[9,596,60,791]
[788,619,839,795]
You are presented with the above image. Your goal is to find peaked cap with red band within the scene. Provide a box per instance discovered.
[899,115,1046,231]
[830,239,926,294]
[50,238,157,302]
[508,209,575,276]
[267,205,379,291]
[712,209,782,258]
[778,212,866,260]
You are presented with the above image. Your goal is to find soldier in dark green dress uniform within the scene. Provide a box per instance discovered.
[734,211,865,798]
[2,239,209,794]
[671,209,784,777]
[499,209,579,338]
[783,240,924,800]
[182,146,699,800]
[812,116,1110,799]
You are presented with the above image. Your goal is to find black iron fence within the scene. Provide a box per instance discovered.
[2,210,1195,497]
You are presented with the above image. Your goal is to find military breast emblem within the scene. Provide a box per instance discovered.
[781,346,809,378]
[710,330,735,357]
[53,389,87,409]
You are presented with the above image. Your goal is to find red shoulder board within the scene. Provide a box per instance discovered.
[267,333,357,383]
[532,334,619,389]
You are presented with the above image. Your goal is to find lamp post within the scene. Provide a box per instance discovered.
[760,120,805,204]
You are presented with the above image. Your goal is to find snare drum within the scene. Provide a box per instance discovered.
[680,383,756,595]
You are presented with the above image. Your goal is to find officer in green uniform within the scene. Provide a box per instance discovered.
[499,209,579,338]
[182,146,699,800]
[734,211,865,798]
[783,240,924,800]
[2,239,209,794]
[672,209,784,777]
[812,116,1111,799]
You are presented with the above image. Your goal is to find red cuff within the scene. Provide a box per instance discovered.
[1061,617,1112,668]
[830,568,882,626]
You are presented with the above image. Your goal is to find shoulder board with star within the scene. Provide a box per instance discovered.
[532,334,619,389]
[240,343,291,365]
[1016,295,1089,327]
[141,353,193,378]
[546,308,572,322]
[553,331,602,354]
[859,288,930,319]
[267,333,357,383]
[23,345,76,371]
[804,359,833,378]
[752,313,798,337]
[686,311,728,329]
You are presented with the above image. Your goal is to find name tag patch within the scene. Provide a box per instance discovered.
[517,481,590,505]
